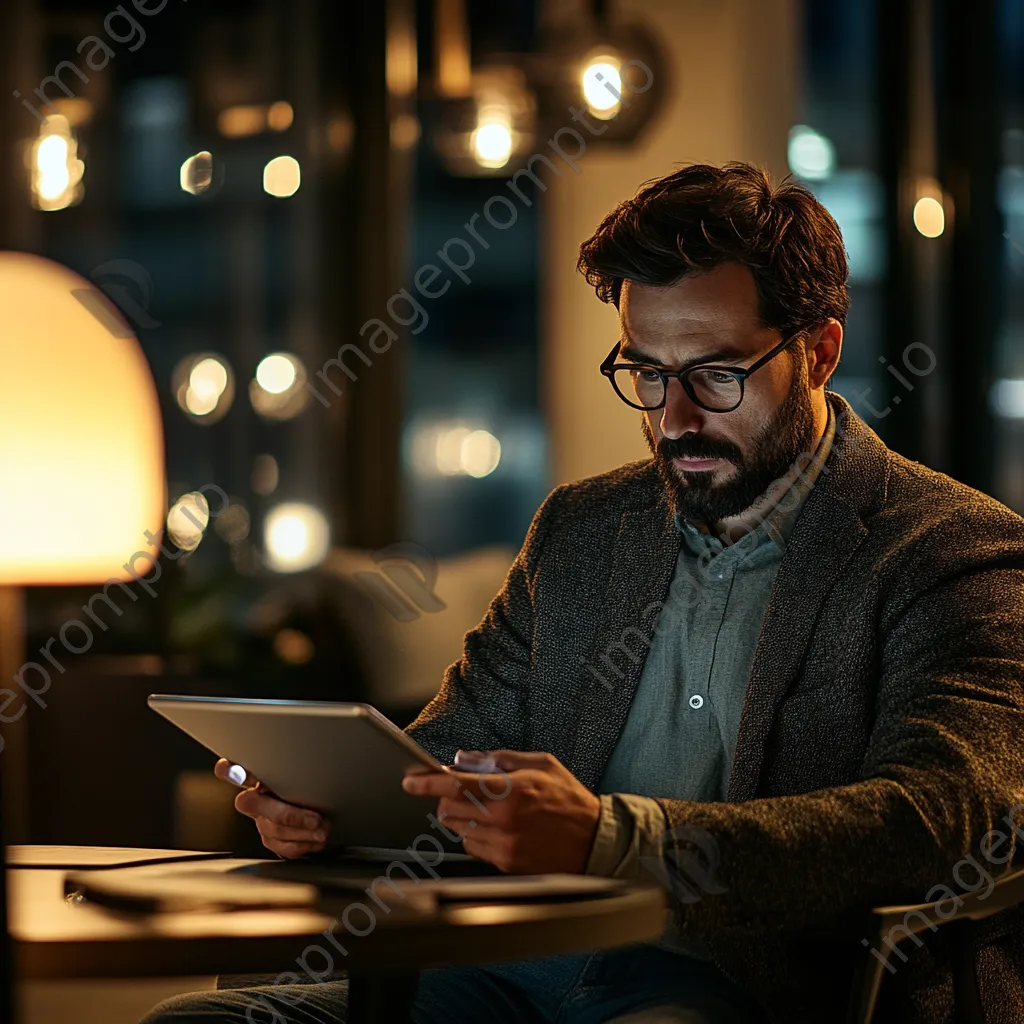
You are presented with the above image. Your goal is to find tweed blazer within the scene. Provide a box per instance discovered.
[407,393,1024,1023]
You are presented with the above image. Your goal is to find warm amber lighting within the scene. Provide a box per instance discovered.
[167,492,210,552]
[172,353,234,424]
[472,112,513,169]
[30,115,85,211]
[264,503,330,573]
[180,151,214,195]
[263,156,301,198]
[218,105,266,138]
[256,354,297,394]
[581,55,623,119]
[914,196,945,238]
[0,253,165,584]
[250,353,307,421]
[274,628,315,665]
[267,101,294,132]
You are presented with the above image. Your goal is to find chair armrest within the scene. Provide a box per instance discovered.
[809,863,1024,942]
[809,863,1024,1024]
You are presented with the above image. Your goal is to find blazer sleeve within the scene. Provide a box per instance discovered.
[651,520,1024,938]
[404,485,565,764]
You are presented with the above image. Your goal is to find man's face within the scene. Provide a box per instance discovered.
[619,262,819,523]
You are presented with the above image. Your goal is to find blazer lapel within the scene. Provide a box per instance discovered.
[727,394,886,801]
[572,497,680,790]
[726,494,867,801]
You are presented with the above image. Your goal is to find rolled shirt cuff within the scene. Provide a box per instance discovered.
[585,792,669,878]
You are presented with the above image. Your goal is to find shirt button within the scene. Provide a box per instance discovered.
[688,694,704,710]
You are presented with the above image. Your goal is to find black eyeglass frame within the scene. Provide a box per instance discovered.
[600,329,806,413]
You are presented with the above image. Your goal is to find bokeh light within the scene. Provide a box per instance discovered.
[180,151,214,195]
[250,352,308,420]
[167,492,211,552]
[172,353,235,424]
[581,55,623,119]
[31,116,85,211]
[264,156,301,198]
[471,114,513,169]
[913,196,946,238]
[264,502,330,573]
[787,125,836,181]
[412,422,503,478]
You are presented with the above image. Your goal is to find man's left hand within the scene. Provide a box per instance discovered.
[402,751,601,874]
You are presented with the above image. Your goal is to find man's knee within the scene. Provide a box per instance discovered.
[139,988,276,1024]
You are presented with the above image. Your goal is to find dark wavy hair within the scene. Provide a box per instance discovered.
[577,162,850,334]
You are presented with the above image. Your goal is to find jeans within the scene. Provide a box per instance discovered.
[140,944,766,1024]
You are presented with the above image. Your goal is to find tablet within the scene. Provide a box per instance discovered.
[148,695,462,854]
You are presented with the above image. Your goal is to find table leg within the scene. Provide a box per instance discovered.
[347,971,418,1023]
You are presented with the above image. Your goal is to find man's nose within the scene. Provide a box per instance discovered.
[660,378,706,439]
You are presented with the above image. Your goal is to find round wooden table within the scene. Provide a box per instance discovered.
[9,846,667,1022]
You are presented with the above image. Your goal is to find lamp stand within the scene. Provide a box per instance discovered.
[0,584,26,1024]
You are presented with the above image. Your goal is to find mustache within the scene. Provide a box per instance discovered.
[657,435,741,464]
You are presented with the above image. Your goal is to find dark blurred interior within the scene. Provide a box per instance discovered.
[0,0,1022,1015]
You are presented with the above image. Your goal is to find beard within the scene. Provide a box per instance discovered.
[643,358,819,524]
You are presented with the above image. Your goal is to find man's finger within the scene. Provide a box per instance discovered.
[403,769,512,805]
[256,817,329,845]
[235,788,326,831]
[214,758,261,789]
[485,750,558,772]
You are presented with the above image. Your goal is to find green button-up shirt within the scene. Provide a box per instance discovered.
[585,405,836,954]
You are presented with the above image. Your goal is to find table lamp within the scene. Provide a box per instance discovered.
[0,251,166,1023]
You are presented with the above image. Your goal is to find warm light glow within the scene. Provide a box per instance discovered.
[472,116,513,169]
[180,151,214,195]
[787,125,836,181]
[173,353,234,424]
[190,357,229,401]
[250,353,307,420]
[913,196,945,238]
[0,253,165,584]
[581,56,622,119]
[167,492,210,552]
[267,101,294,132]
[31,116,85,211]
[274,628,315,665]
[218,105,266,138]
[256,354,298,394]
[263,155,302,198]
[264,503,330,573]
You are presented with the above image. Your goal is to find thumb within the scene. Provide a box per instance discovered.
[214,758,262,790]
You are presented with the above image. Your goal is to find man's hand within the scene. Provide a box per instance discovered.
[213,759,330,859]
[401,751,601,874]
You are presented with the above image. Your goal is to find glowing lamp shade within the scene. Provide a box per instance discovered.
[0,253,165,584]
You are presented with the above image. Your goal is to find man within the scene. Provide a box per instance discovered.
[144,163,1024,1024]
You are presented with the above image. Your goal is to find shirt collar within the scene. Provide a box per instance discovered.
[675,400,835,558]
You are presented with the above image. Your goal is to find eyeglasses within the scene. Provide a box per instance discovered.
[600,331,802,413]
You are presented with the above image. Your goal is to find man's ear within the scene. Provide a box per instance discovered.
[808,319,843,389]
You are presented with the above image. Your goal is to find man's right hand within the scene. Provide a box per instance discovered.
[213,759,330,859]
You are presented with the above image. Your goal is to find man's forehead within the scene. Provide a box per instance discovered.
[619,272,762,340]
